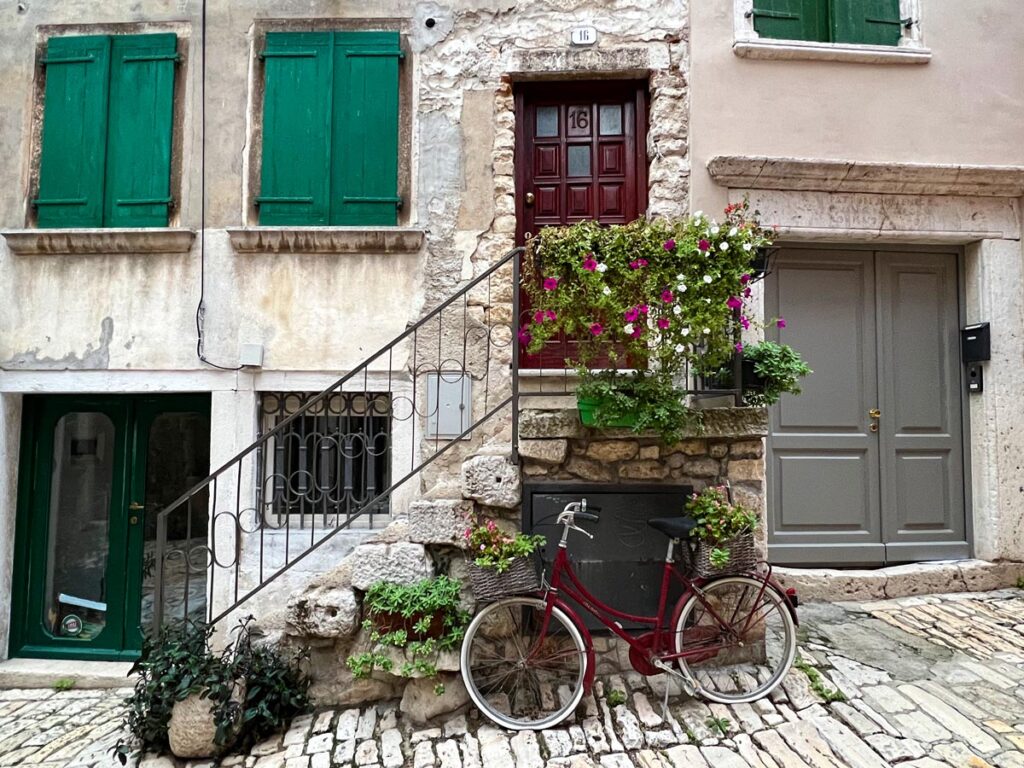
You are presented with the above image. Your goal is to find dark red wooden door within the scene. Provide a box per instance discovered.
[516,81,648,368]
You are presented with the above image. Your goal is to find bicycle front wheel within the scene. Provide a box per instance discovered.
[460,596,587,730]
[674,575,797,704]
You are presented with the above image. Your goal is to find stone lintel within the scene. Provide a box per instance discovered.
[505,46,669,80]
[1,228,195,255]
[707,156,1024,197]
[227,226,425,254]
[518,406,767,440]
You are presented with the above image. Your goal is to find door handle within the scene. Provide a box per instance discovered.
[868,408,881,419]
[129,502,145,511]
[525,192,535,206]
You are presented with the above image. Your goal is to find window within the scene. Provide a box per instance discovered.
[258,392,391,522]
[752,0,902,45]
[35,34,178,228]
[257,31,402,227]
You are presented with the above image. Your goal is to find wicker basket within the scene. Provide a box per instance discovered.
[467,557,540,602]
[690,532,758,579]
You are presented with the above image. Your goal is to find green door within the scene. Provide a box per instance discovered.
[10,394,210,660]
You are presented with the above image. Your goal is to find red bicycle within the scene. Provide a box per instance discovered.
[460,499,799,730]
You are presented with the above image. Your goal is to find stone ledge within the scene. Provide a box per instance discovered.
[0,658,135,689]
[733,39,931,65]
[227,226,425,254]
[519,406,768,440]
[707,156,1024,197]
[1,228,195,255]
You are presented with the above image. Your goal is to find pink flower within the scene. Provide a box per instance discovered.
[743,287,752,298]
[638,304,649,314]
[624,307,640,322]
[543,277,559,291]
[486,520,496,531]
[726,296,743,310]
[661,289,674,303]
[480,544,486,551]
[517,327,532,345]
[545,310,557,321]
[663,239,676,251]
[777,317,787,328]
[740,315,751,330]
[740,273,751,285]
[533,310,545,324]
[583,254,598,272]
[657,317,670,330]
[698,239,710,252]
[735,342,744,353]
[631,325,644,338]
[590,322,603,336]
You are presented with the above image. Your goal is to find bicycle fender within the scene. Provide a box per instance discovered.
[552,597,597,694]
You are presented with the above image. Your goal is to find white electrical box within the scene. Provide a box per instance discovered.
[239,343,265,368]
[426,372,472,438]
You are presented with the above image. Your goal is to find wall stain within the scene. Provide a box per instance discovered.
[2,317,114,370]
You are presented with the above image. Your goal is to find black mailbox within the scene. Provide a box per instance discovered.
[961,323,991,363]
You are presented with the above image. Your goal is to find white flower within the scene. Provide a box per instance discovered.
[703,275,713,284]
[602,285,611,295]
[623,323,634,334]
[742,243,752,252]
[702,327,711,335]
[710,225,720,235]
[676,273,686,281]
[681,327,691,337]
[704,298,712,304]
[677,282,687,293]
[729,227,738,237]
[720,241,729,251]
[673,304,683,316]
[597,262,608,273]
[693,210,703,219]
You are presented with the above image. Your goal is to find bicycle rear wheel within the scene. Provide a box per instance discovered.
[460,596,586,730]
[674,575,796,704]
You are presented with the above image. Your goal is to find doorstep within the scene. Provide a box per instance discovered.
[773,558,1024,603]
[0,658,134,689]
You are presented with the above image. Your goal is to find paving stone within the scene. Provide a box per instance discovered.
[460,732,482,768]
[611,704,643,750]
[701,746,755,767]
[355,740,380,766]
[829,701,880,736]
[598,755,633,768]
[861,684,915,714]
[355,706,378,740]
[633,692,663,728]
[381,728,404,768]
[334,739,356,765]
[436,739,462,768]
[305,733,333,754]
[510,731,544,768]
[864,733,927,762]
[336,709,360,740]
[899,683,1002,754]
[931,741,996,767]
[310,754,330,768]
[542,729,574,758]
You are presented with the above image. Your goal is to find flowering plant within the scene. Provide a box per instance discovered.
[465,520,546,573]
[685,485,758,568]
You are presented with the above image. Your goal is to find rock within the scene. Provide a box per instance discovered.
[727,459,763,482]
[699,408,768,438]
[168,692,235,759]
[618,459,669,480]
[729,439,764,458]
[519,409,585,439]
[285,586,360,638]
[461,454,521,508]
[586,441,639,462]
[639,445,660,460]
[303,561,354,592]
[773,567,888,602]
[408,499,474,546]
[350,542,434,591]
[566,456,615,482]
[666,439,707,456]
[518,438,568,464]
[366,520,412,544]
[684,457,720,478]
[311,670,402,708]
[400,675,470,725]
[708,442,729,458]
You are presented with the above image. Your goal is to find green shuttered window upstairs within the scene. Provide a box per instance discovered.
[752,0,902,46]
[36,34,177,229]
[258,31,402,227]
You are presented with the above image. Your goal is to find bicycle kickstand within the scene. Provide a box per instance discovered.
[651,658,701,719]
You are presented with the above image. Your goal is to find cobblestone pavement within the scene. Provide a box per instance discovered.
[2,589,1024,768]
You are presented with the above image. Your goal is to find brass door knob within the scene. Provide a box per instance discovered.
[868,408,881,419]
[525,192,535,206]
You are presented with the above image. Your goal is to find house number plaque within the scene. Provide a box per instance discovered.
[570,26,598,46]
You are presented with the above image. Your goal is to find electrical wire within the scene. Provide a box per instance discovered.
[195,0,242,371]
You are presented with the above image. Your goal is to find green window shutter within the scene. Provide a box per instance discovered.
[35,36,111,228]
[258,32,333,225]
[752,0,829,42]
[831,0,902,45]
[330,32,401,226]
[104,34,178,228]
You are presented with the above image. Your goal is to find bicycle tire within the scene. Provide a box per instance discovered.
[673,575,797,704]
[460,596,587,730]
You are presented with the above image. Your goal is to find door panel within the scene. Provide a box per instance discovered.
[766,251,883,564]
[877,252,966,558]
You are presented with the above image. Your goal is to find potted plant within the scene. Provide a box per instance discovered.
[741,340,812,407]
[346,575,470,683]
[464,519,546,601]
[521,201,776,442]
[114,618,309,762]
[685,485,759,578]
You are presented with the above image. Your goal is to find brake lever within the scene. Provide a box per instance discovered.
[570,524,594,540]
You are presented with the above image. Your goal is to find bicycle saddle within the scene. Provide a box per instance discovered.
[647,516,698,539]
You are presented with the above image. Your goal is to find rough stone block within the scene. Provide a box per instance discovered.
[350,542,434,591]
[519,409,585,439]
[700,408,769,438]
[400,674,470,725]
[730,439,765,458]
[586,441,639,462]
[773,567,888,602]
[518,438,568,465]
[639,445,660,460]
[666,439,707,456]
[461,454,521,508]
[565,456,615,482]
[285,586,361,639]
[727,458,764,482]
[684,457,721,478]
[709,442,729,458]
[408,499,474,546]
[618,460,670,481]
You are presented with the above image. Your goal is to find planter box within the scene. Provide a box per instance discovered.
[577,396,640,428]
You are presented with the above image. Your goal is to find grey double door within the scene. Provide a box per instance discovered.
[766,248,968,566]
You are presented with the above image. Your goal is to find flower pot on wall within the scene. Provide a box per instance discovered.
[576,396,640,429]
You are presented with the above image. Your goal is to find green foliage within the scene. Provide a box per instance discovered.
[433,683,446,696]
[606,689,627,707]
[465,519,546,573]
[363,575,463,620]
[686,485,758,568]
[794,658,847,703]
[1017,576,1024,590]
[706,716,732,736]
[743,340,812,407]
[576,369,704,444]
[113,618,309,762]
[53,678,76,692]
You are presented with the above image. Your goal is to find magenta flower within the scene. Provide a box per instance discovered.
[545,310,557,321]
[624,306,640,322]
[740,273,751,285]
[590,323,603,336]
[631,325,644,338]
[583,253,598,272]
[698,239,710,252]
[639,304,649,315]
[743,287,752,298]
[657,317,670,330]
[533,310,545,324]
[517,327,532,345]
[726,296,743,310]
[740,315,751,330]
[664,239,676,251]
[661,289,674,303]
[543,277,559,291]
[777,317,787,328]
[735,342,744,353]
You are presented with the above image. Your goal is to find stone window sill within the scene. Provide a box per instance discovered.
[1,228,195,255]
[733,39,931,65]
[227,226,425,254]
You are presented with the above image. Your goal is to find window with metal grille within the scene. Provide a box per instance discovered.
[258,392,391,523]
